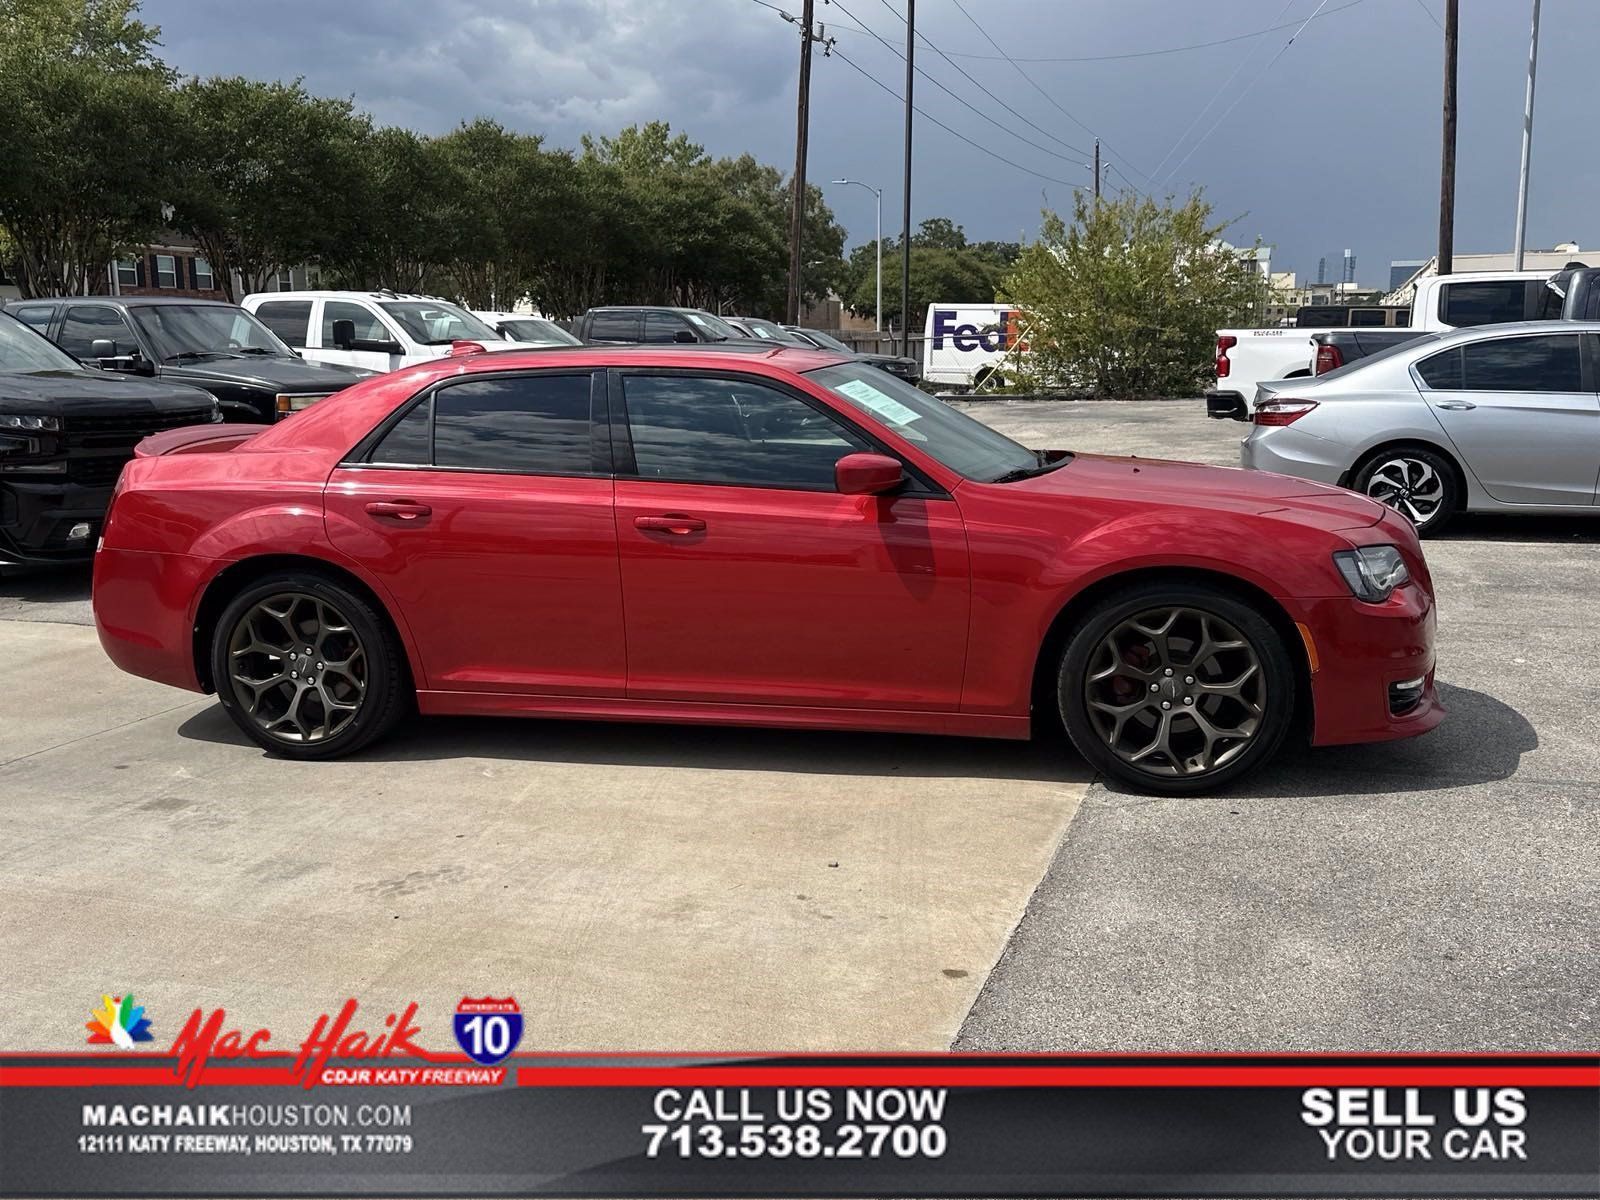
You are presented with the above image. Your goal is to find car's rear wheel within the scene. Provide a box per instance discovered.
[211,571,407,759]
[1057,583,1296,794]
[1353,445,1458,536]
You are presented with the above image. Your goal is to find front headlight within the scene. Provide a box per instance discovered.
[1333,545,1410,603]
[0,413,62,431]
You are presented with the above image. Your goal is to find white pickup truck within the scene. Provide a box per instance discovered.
[1205,270,1563,419]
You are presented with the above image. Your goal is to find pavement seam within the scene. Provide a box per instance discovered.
[0,700,203,770]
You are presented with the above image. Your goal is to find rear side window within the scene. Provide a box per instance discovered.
[586,311,638,342]
[370,397,432,465]
[1439,281,1528,327]
[1414,348,1461,390]
[642,312,688,343]
[1459,334,1582,392]
[10,305,53,332]
[254,300,312,348]
[433,375,593,474]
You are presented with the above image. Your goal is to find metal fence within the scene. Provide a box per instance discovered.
[827,331,926,361]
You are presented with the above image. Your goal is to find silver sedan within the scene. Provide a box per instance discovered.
[1240,320,1600,535]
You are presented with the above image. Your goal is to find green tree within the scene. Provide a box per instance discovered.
[327,126,464,294]
[168,76,371,299]
[911,217,967,251]
[0,0,173,296]
[842,239,1003,331]
[1003,188,1261,398]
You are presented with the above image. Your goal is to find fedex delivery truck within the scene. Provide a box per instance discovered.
[922,304,1028,388]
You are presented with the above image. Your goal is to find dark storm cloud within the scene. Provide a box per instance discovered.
[141,0,1599,286]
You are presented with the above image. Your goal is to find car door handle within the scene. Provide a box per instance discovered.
[634,514,706,535]
[1435,401,1476,410]
[364,500,432,521]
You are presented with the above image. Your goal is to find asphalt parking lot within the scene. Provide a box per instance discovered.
[2,400,1596,1054]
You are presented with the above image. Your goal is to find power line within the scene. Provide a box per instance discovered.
[1412,0,1444,32]
[930,0,1367,62]
[858,0,1090,158]
[1160,0,1339,189]
[1146,0,1301,185]
[948,0,1154,191]
[824,0,1091,165]
[830,47,1089,189]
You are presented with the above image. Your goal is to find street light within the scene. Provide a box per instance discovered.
[831,178,882,333]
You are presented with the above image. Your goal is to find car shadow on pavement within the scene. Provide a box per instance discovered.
[1185,680,1537,800]
[0,564,92,602]
[1431,512,1600,544]
[176,704,1094,784]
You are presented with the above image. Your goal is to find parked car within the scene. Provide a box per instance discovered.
[0,312,217,566]
[571,306,759,345]
[1209,269,1582,420]
[1293,304,1412,328]
[1538,265,1600,321]
[921,304,1027,388]
[783,325,921,384]
[94,342,1440,794]
[3,296,371,422]
[470,311,582,346]
[726,316,810,345]
[1311,328,1428,375]
[241,291,551,373]
[1243,320,1599,536]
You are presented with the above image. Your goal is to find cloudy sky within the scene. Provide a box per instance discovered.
[142,0,1596,287]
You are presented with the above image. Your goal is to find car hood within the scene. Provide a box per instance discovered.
[0,369,216,414]
[164,355,373,391]
[857,353,917,368]
[1003,452,1387,530]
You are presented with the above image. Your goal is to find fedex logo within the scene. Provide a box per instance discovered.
[930,309,1027,353]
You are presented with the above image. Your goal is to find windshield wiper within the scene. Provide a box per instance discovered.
[165,350,221,362]
[234,347,276,355]
[989,451,1071,485]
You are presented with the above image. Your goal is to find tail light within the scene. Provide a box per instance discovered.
[1253,399,1318,426]
[1314,343,1342,375]
[1215,335,1236,378]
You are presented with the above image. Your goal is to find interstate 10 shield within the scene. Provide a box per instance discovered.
[453,996,523,1065]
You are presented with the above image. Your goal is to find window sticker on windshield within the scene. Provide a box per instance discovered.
[685,313,710,328]
[835,378,922,425]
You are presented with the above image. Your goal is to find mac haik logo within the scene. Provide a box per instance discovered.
[86,993,154,1048]
[453,996,522,1066]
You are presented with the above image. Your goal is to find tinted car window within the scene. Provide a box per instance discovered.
[1459,334,1582,392]
[58,306,138,359]
[622,373,869,490]
[255,300,313,348]
[1414,347,1462,390]
[1440,281,1527,327]
[433,375,593,474]
[370,396,433,465]
[322,301,390,344]
[587,311,638,342]
[10,304,54,333]
[642,312,689,344]
[0,313,83,372]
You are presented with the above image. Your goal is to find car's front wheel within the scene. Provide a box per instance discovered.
[1057,583,1296,794]
[211,571,407,759]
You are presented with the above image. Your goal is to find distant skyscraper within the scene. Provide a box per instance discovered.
[1343,249,1355,284]
[1317,257,1327,285]
[1389,259,1427,290]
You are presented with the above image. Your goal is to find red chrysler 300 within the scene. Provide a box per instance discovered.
[92,344,1441,794]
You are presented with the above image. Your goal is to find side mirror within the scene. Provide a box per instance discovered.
[90,338,117,359]
[331,318,356,350]
[673,329,697,343]
[835,452,904,496]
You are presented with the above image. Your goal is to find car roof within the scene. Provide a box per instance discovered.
[9,295,239,308]
[429,344,853,371]
[241,290,456,303]
[586,305,715,315]
[1431,319,1598,345]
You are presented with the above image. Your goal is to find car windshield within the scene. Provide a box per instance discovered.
[798,328,854,354]
[681,311,743,341]
[499,318,580,346]
[0,313,83,373]
[380,301,499,345]
[807,362,1041,482]
[742,317,807,344]
[130,304,290,361]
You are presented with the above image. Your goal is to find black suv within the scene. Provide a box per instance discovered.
[3,296,373,423]
[0,312,217,565]
[573,306,764,346]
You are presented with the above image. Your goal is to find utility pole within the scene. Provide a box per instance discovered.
[1512,0,1541,270]
[786,1,832,325]
[1438,0,1458,275]
[899,0,915,355]
[1093,138,1100,201]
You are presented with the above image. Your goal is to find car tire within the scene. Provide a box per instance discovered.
[1352,445,1459,537]
[210,570,408,760]
[973,367,1004,391]
[1057,583,1297,795]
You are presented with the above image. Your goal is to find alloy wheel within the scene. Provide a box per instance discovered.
[1363,456,1446,526]
[1083,606,1265,779]
[227,592,367,743]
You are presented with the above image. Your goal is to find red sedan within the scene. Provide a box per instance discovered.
[92,344,1441,794]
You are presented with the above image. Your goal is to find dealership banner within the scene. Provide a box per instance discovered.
[1,1004,1596,1196]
